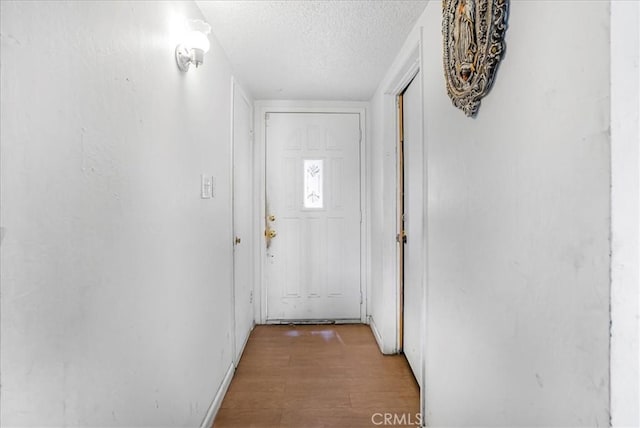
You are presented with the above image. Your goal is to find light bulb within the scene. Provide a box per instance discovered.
[185,30,210,53]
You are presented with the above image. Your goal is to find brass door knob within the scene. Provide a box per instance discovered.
[268,215,276,222]
[268,229,277,238]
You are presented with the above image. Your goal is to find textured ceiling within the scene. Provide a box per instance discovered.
[196,0,428,101]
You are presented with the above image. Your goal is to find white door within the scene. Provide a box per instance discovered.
[402,75,423,384]
[232,83,253,361]
[264,112,361,321]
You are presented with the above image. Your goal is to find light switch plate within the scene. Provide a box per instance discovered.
[201,174,212,199]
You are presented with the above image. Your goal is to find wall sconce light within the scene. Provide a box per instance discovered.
[175,19,211,72]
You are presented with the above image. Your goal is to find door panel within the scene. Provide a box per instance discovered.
[232,84,253,361]
[265,113,361,321]
[402,75,423,385]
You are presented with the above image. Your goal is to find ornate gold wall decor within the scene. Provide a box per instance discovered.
[443,0,509,116]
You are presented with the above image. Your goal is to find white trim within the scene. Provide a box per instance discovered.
[255,105,266,324]
[359,108,369,324]
[228,76,237,364]
[369,316,386,354]
[383,45,422,94]
[235,322,255,368]
[385,45,421,96]
[252,103,263,326]
[254,101,369,324]
[200,362,235,428]
[364,103,373,322]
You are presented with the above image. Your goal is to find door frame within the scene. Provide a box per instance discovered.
[385,44,420,351]
[397,76,419,354]
[254,101,369,324]
[383,33,427,423]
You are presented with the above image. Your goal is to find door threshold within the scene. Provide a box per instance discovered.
[264,318,362,325]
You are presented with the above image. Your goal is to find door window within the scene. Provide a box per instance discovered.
[303,159,323,209]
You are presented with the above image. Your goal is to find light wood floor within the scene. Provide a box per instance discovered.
[213,324,420,428]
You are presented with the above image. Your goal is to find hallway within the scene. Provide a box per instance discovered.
[214,325,419,428]
[1,1,638,427]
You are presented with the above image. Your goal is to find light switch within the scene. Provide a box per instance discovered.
[201,174,212,199]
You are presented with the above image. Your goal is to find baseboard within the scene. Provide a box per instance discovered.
[369,316,385,354]
[234,322,255,367]
[200,362,235,428]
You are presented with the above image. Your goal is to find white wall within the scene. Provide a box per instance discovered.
[370,1,612,425]
[611,1,640,426]
[0,1,241,426]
